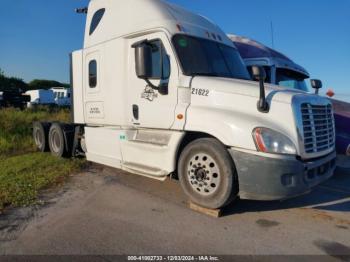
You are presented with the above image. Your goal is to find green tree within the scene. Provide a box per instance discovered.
[0,68,28,92]
[28,79,70,90]
[0,68,68,92]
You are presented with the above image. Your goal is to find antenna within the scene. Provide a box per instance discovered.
[270,21,275,48]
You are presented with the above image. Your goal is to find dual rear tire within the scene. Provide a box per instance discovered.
[33,122,50,152]
[33,122,72,158]
[48,123,67,157]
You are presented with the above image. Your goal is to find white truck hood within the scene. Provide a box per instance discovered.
[191,76,306,104]
[184,76,332,158]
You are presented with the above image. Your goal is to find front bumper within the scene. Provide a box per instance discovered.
[229,149,337,201]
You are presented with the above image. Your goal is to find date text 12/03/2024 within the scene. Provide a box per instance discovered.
[127,255,220,261]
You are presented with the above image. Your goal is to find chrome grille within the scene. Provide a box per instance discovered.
[301,103,335,154]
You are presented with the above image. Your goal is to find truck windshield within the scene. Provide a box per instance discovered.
[276,68,309,92]
[173,34,251,80]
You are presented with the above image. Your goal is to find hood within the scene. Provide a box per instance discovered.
[185,75,333,158]
[191,76,310,104]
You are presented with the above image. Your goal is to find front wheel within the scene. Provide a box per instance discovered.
[178,138,238,209]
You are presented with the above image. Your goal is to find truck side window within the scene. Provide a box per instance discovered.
[89,60,97,88]
[148,40,170,80]
[89,8,105,35]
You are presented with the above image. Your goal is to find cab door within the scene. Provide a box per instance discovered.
[127,32,179,129]
[83,50,105,123]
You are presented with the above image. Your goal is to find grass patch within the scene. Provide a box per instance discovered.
[0,107,85,211]
[0,153,84,209]
[0,107,70,157]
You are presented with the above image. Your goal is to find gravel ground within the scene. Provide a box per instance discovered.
[0,164,349,258]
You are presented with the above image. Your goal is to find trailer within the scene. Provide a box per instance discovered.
[229,34,350,158]
[34,0,336,209]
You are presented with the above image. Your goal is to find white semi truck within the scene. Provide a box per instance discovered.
[33,0,336,209]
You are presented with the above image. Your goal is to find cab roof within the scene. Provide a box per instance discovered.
[228,34,310,78]
[84,0,231,48]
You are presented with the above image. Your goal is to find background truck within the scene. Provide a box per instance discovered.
[0,89,30,109]
[25,89,56,108]
[332,100,350,156]
[34,0,336,209]
[51,87,71,107]
[229,34,350,158]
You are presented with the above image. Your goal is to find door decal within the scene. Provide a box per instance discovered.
[141,85,158,102]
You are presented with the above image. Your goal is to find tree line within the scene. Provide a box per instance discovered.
[0,68,69,93]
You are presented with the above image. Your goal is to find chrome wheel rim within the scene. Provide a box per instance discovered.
[34,129,43,148]
[187,153,220,196]
[51,130,61,153]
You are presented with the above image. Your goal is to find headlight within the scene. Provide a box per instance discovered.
[253,127,296,155]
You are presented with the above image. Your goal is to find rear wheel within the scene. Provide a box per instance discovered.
[48,123,67,158]
[178,138,238,209]
[33,122,50,152]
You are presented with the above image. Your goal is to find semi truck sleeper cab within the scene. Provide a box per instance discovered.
[33,0,336,209]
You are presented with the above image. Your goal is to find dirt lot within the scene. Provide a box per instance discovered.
[0,164,349,258]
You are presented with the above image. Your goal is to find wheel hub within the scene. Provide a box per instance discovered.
[195,168,207,181]
[187,153,220,196]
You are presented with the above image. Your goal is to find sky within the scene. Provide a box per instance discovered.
[0,0,349,101]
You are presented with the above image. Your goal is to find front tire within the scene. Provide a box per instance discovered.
[178,138,238,209]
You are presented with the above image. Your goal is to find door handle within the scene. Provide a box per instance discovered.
[132,104,139,120]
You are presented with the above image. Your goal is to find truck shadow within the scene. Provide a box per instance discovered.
[223,171,350,216]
